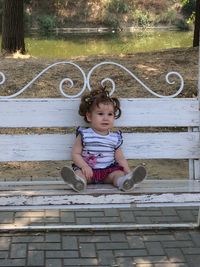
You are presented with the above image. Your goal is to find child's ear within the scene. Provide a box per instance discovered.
[86,112,92,122]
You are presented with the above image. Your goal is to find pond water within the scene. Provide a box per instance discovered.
[1,30,193,59]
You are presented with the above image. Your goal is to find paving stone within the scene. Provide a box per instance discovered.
[160,207,178,216]
[0,259,26,266]
[96,242,129,250]
[119,210,136,222]
[142,233,175,242]
[151,216,180,223]
[145,241,165,256]
[79,235,110,243]
[154,264,187,267]
[15,211,45,218]
[174,231,191,241]
[45,233,61,242]
[60,212,75,223]
[184,254,200,267]
[46,258,63,267]
[165,248,185,262]
[115,249,148,257]
[80,243,96,258]
[91,216,120,223]
[189,230,200,246]
[116,257,135,267]
[76,211,104,217]
[63,258,98,265]
[45,210,60,217]
[98,250,115,265]
[0,212,14,224]
[28,242,61,250]
[28,250,44,266]
[127,235,145,249]
[46,250,78,258]
[0,237,11,250]
[12,235,44,243]
[0,251,9,259]
[62,236,78,250]
[135,264,154,267]
[76,217,91,224]
[104,208,119,217]
[110,232,127,242]
[135,217,152,224]
[162,240,194,248]
[133,256,169,264]
[181,247,200,254]
[10,243,27,258]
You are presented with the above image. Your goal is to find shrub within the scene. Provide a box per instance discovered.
[107,0,129,14]
[37,15,57,35]
[175,18,191,30]
[134,9,151,27]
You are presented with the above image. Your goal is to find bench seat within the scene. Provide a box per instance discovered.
[1,180,200,210]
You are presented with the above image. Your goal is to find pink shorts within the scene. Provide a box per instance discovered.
[72,163,124,184]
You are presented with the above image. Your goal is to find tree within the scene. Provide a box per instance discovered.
[1,0,25,53]
[193,0,200,47]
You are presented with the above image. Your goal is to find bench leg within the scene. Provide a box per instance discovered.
[197,207,200,227]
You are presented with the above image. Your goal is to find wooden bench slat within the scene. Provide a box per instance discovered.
[1,191,200,209]
[0,180,200,194]
[0,132,199,162]
[0,98,198,127]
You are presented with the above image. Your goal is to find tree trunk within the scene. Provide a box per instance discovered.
[1,0,25,53]
[193,0,200,47]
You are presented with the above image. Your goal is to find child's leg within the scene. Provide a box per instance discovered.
[106,166,147,191]
[61,166,87,192]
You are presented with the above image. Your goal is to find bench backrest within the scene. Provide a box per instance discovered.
[0,62,199,180]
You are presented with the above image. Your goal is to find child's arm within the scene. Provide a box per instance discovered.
[115,147,131,174]
[72,135,93,180]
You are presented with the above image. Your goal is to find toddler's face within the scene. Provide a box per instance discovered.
[86,103,115,135]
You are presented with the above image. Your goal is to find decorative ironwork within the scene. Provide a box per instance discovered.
[0,72,5,85]
[87,61,184,98]
[0,62,87,99]
[0,61,184,99]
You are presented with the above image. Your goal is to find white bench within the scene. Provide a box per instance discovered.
[0,61,200,231]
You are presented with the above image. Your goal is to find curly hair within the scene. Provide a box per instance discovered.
[79,86,121,123]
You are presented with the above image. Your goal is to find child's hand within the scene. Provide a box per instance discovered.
[81,165,93,181]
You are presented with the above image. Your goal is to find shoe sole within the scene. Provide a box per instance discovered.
[61,167,86,192]
[122,166,147,191]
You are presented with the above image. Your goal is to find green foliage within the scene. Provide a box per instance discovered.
[0,0,2,15]
[103,14,120,28]
[133,9,152,27]
[181,0,196,19]
[37,15,57,35]
[107,0,129,14]
[155,9,178,25]
[175,18,191,30]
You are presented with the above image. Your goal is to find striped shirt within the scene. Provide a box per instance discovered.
[77,127,123,169]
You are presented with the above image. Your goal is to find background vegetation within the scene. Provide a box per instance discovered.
[0,0,196,34]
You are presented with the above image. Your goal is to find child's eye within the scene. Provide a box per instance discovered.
[108,113,114,116]
[98,112,103,115]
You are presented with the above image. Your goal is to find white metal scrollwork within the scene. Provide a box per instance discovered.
[0,61,87,99]
[0,72,5,85]
[0,61,184,98]
[87,61,184,98]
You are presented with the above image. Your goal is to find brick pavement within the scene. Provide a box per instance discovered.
[0,207,200,267]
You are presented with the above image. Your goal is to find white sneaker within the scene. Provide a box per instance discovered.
[118,166,147,191]
[61,166,86,192]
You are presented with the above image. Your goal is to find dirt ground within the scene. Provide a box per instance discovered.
[0,47,198,180]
